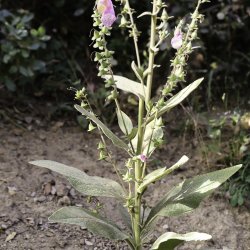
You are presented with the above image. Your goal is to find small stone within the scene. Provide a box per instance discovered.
[75,204,83,207]
[69,188,76,197]
[26,217,35,226]
[57,196,71,206]
[43,182,52,196]
[51,186,57,195]
[37,196,46,202]
[39,134,46,140]
[85,240,93,246]
[45,232,54,237]
[31,192,36,197]
[162,224,169,230]
[1,224,7,229]
[38,218,43,225]
[24,117,33,124]
[24,233,30,240]
[27,125,33,131]
[8,186,17,196]
[55,183,67,197]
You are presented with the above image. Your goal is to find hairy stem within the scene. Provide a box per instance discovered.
[145,0,158,104]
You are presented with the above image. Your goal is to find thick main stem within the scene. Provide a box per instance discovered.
[145,0,158,104]
[124,0,143,248]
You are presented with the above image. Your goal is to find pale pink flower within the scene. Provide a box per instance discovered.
[97,0,116,27]
[97,0,107,14]
[139,154,148,163]
[171,29,182,50]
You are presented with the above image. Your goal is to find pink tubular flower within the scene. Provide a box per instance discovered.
[101,0,116,27]
[97,0,116,27]
[97,0,107,14]
[171,29,182,50]
[139,154,148,163]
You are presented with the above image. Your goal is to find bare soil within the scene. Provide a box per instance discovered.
[0,116,249,250]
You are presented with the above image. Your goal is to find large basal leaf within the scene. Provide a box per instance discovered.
[29,160,125,199]
[138,155,189,194]
[147,78,203,124]
[75,105,129,151]
[116,109,133,135]
[144,165,242,229]
[151,232,212,250]
[113,75,146,100]
[49,206,129,240]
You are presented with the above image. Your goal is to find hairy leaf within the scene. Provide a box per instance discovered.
[75,105,129,151]
[116,109,133,135]
[49,206,129,240]
[147,78,203,124]
[138,155,189,194]
[113,75,146,99]
[29,160,125,198]
[145,165,242,229]
[151,232,212,250]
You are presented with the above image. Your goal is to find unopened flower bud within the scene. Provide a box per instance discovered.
[161,9,169,22]
[120,16,128,27]
[88,122,96,132]
[174,66,184,79]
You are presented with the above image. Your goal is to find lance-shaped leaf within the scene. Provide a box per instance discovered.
[112,75,146,100]
[138,156,189,194]
[146,78,203,124]
[75,105,129,151]
[151,232,212,250]
[29,160,125,199]
[144,165,242,229]
[49,206,130,240]
[116,109,133,135]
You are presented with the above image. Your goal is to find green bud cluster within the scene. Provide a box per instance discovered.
[116,0,140,40]
[91,9,115,88]
[155,7,171,49]
[97,141,108,160]
[75,87,86,100]
[162,0,206,97]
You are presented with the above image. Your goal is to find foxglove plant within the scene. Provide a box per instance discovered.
[30,0,242,249]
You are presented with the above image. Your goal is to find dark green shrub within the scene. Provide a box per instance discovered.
[0,9,50,91]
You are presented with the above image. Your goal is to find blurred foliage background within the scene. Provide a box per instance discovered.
[0,0,249,107]
[0,0,249,205]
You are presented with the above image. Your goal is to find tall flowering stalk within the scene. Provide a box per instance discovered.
[30,0,242,249]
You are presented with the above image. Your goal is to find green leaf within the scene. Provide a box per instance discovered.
[151,232,212,250]
[29,160,125,199]
[138,156,189,194]
[163,78,203,110]
[131,61,144,82]
[116,109,133,135]
[5,78,16,92]
[75,105,129,151]
[145,165,242,229]
[112,75,146,100]
[143,118,164,154]
[131,118,164,155]
[117,204,132,232]
[147,78,203,124]
[49,206,129,240]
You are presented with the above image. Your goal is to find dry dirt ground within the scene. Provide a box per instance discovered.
[0,117,249,250]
